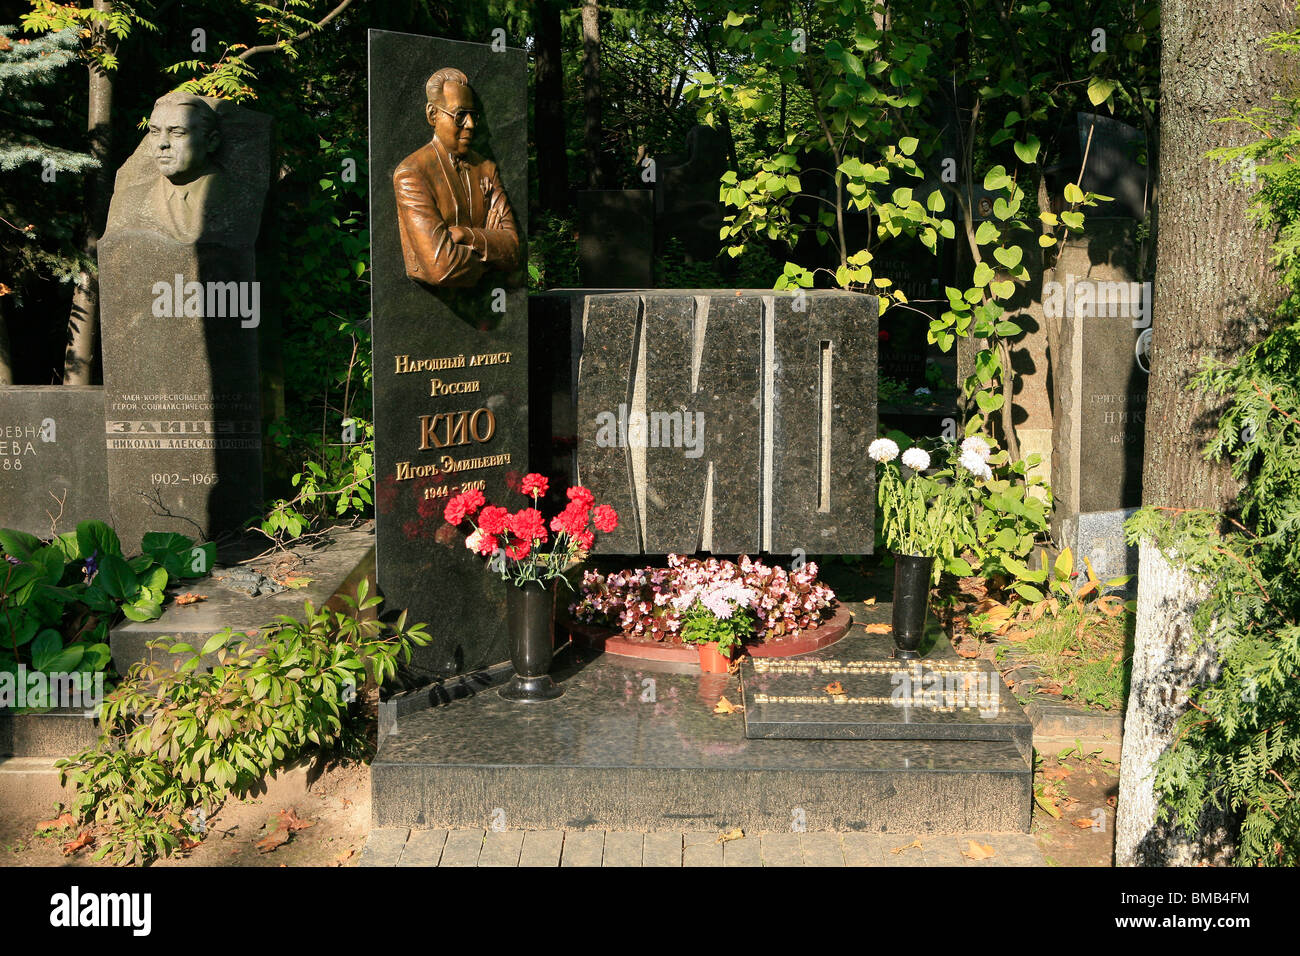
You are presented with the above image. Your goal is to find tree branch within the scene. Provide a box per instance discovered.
[238,0,360,61]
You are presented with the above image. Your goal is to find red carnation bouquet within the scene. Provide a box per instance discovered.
[443,473,619,587]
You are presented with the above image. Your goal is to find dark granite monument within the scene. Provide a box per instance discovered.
[654,125,729,261]
[0,386,108,537]
[1076,113,1148,221]
[575,190,654,287]
[575,290,877,555]
[369,31,528,680]
[98,92,271,548]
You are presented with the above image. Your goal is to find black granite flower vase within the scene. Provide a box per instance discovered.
[891,553,934,660]
[499,579,564,702]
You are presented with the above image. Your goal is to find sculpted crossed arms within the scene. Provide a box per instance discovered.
[393,156,520,288]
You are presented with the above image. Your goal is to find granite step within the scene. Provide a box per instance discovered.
[371,642,1033,834]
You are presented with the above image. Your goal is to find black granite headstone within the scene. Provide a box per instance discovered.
[1077,113,1147,221]
[575,290,876,555]
[369,31,528,680]
[655,124,729,260]
[98,96,271,548]
[0,386,108,537]
[575,190,654,287]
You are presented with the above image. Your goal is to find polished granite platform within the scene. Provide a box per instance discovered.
[371,603,1034,834]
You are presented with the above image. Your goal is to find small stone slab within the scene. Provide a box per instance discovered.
[682,831,724,867]
[358,828,409,867]
[439,829,486,867]
[518,830,564,867]
[478,830,525,867]
[641,831,683,867]
[800,833,845,867]
[759,832,804,867]
[397,829,447,867]
[957,832,1045,866]
[722,835,762,867]
[841,832,895,867]
[601,831,644,867]
[560,830,605,867]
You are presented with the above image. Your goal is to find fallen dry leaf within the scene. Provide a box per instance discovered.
[256,826,291,854]
[0,282,12,296]
[1071,817,1096,830]
[1042,767,1072,782]
[1107,795,1118,809]
[1035,793,1062,818]
[716,828,744,844]
[36,812,75,833]
[955,641,981,659]
[823,681,845,696]
[174,593,206,605]
[962,840,996,861]
[890,839,923,854]
[255,809,315,853]
[1002,629,1033,643]
[1038,682,1064,695]
[178,836,202,852]
[863,622,891,634]
[276,575,313,589]
[62,831,94,856]
[335,847,356,865]
[280,808,314,831]
[713,695,741,715]
[864,597,877,606]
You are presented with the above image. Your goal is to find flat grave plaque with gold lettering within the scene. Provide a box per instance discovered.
[739,636,1029,750]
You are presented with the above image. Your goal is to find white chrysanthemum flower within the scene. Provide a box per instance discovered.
[901,447,931,472]
[868,438,899,463]
[960,448,993,480]
[961,435,992,462]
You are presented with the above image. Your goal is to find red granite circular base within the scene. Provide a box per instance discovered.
[563,605,851,664]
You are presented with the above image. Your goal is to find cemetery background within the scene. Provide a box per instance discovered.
[0,0,1290,869]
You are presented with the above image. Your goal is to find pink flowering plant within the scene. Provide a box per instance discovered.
[442,474,619,588]
[570,554,835,645]
[674,579,758,653]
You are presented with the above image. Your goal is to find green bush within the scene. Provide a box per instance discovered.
[0,521,212,702]
[55,582,429,865]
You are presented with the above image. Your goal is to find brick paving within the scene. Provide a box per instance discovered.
[358,828,1045,867]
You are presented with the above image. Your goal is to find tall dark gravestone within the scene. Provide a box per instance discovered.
[575,290,876,556]
[98,93,271,549]
[369,31,528,679]
[575,190,654,287]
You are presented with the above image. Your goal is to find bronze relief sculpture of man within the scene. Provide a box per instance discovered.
[393,67,521,289]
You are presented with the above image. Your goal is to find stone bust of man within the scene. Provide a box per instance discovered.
[105,92,233,243]
[393,67,521,288]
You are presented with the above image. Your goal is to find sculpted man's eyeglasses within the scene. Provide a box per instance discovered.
[435,106,478,128]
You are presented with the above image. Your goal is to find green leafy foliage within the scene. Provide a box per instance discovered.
[0,521,210,703]
[54,583,430,865]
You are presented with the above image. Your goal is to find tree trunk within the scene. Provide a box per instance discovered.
[63,0,115,386]
[1114,0,1293,866]
[534,0,569,216]
[580,0,603,188]
[0,297,13,384]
